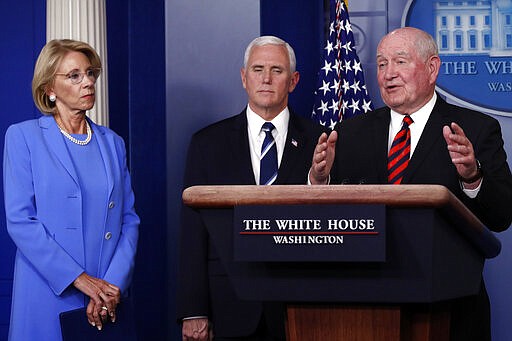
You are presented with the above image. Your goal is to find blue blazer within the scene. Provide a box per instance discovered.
[3,115,139,341]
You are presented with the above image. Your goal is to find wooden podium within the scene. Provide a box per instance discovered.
[182,185,501,341]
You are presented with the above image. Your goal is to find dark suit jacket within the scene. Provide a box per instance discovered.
[176,109,326,338]
[331,96,512,340]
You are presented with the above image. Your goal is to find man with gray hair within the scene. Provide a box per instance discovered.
[310,27,512,341]
[177,36,325,340]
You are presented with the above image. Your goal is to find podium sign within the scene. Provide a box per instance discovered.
[183,185,502,341]
[233,204,386,262]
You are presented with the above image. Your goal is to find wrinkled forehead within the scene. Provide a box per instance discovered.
[377,33,414,59]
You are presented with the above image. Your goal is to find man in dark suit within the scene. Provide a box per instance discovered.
[177,36,325,341]
[310,27,512,341]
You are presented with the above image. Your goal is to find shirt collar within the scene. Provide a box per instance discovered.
[246,105,290,138]
[389,92,437,130]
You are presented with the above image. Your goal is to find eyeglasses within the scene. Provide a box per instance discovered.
[55,68,101,84]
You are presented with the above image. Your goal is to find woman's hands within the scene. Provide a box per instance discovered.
[73,272,121,330]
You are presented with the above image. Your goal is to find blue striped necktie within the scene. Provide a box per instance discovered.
[388,115,413,184]
[259,122,278,185]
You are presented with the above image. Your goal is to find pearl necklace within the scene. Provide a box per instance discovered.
[57,119,92,146]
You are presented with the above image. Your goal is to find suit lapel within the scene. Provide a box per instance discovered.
[229,111,257,184]
[371,110,392,183]
[403,97,449,183]
[90,119,115,197]
[40,116,79,185]
[275,114,305,184]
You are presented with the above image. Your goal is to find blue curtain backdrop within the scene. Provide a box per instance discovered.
[260,1,324,119]
[0,1,45,339]
[105,0,167,340]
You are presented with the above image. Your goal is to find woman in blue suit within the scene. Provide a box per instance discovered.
[3,39,140,340]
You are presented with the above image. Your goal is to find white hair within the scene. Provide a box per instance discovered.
[243,35,296,73]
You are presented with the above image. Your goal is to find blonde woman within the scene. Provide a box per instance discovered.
[3,39,139,341]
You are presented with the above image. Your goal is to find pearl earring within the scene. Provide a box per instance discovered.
[49,94,56,102]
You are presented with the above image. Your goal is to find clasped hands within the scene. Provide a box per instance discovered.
[73,272,121,331]
[309,122,481,187]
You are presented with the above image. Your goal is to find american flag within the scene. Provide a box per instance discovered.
[311,0,373,129]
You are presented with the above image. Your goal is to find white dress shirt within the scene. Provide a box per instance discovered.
[246,105,289,185]
[388,92,436,156]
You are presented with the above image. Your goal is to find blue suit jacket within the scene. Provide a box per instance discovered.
[3,115,139,341]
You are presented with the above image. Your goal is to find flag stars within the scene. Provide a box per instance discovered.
[331,79,341,93]
[362,99,373,113]
[338,19,346,33]
[334,59,342,74]
[329,99,339,113]
[335,21,343,34]
[344,59,352,72]
[317,100,329,115]
[345,20,352,34]
[353,60,362,75]
[341,99,349,114]
[350,80,361,94]
[319,80,331,96]
[324,41,334,56]
[321,60,333,75]
[329,119,338,130]
[342,79,351,94]
[349,98,361,114]
[342,41,352,54]
[335,39,342,53]
[310,0,373,124]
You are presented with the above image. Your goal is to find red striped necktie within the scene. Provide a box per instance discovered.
[388,115,413,184]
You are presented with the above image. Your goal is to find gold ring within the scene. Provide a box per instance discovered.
[101,306,108,311]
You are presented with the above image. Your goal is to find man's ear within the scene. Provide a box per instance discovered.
[240,68,247,89]
[288,71,300,93]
